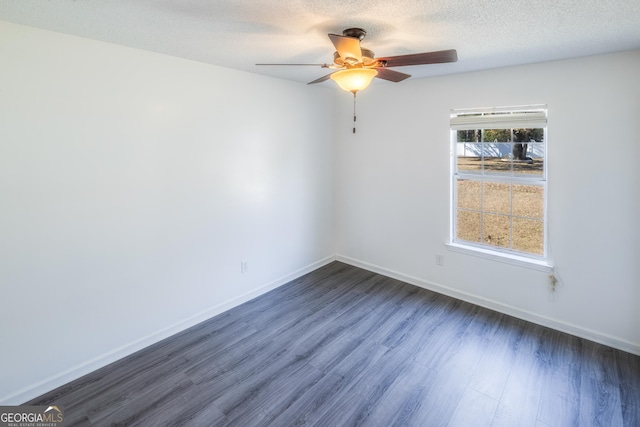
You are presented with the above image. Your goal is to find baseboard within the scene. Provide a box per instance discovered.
[1,255,336,406]
[335,254,640,356]
[6,252,634,405]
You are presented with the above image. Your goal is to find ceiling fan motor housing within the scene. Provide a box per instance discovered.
[333,48,376,67]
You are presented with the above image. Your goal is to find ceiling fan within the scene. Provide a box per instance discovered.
[257,28,458,132]
[257,28,458,93]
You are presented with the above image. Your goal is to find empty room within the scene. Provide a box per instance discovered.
[0,1,639,426]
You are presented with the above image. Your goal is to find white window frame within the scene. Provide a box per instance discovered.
[448,105,552,272]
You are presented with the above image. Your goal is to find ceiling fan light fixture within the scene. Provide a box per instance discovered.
[330,68,378,93]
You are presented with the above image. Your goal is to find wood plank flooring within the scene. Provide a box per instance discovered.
[27,262,640,426]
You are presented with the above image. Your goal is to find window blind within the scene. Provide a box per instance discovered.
[450,107,547,130]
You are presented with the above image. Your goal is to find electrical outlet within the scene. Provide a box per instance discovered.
[241,261,249,273]
[436,254,444,266]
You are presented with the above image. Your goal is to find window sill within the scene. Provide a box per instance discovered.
[445,242,554,273]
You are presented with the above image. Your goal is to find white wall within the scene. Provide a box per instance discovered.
[334,50,640,354]
[0,21,334,404]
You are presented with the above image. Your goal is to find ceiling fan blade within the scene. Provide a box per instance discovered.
[374,68,412,83]
[307,73,335,85]
[256,63,329,67]
[328,33,362,62]
[377,49,458,67]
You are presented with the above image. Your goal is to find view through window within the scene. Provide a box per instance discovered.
[451,106,547,258]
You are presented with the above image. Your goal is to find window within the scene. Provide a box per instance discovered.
[450,105,547,262]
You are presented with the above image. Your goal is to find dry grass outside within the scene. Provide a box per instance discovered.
[457,156,543,175]
[456,158,544,255]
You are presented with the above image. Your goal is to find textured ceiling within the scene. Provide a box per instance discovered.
[1,0,640,86]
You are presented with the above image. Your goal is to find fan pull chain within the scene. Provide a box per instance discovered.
[352,91,357,134]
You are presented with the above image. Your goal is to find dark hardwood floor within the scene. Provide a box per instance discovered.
[28,262,640,426]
